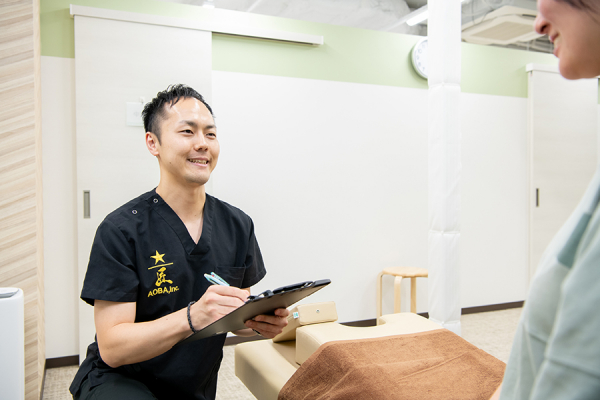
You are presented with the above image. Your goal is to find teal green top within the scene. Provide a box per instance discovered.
[500,166,600,399]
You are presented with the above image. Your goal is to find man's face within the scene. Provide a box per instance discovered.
[147,97,220,187]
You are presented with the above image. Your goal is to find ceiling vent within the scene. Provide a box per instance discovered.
[461,6,543,45]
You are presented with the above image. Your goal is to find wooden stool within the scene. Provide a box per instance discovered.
[376,267,428,318]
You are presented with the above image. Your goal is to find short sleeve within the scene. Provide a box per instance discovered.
[80,219,139,305]
[240,219,266,289]
[529,211,600,399]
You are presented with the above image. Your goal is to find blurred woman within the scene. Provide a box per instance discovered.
[493,1,600,399]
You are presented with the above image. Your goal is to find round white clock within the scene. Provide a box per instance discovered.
[411,38,428,79]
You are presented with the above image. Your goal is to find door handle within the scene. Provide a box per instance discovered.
[83,190,90,218]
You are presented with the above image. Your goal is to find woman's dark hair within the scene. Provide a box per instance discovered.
[142,84,213,142]
[559,0,598,11]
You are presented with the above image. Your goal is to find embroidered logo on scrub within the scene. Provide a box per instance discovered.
[147,250,179,297]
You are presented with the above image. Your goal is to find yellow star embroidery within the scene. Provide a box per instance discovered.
[150,250,165,265]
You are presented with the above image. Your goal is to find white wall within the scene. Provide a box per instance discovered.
[212,72,430,322]
[212,71,530,323]
[42,59,533,358]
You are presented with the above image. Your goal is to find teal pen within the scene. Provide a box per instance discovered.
[210,272,229,286]
[204,272,230,286]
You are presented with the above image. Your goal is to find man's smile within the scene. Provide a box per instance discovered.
[188,158,209,165]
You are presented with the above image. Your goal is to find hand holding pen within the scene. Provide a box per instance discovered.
[200,271,289,338]
[187,272,248,335]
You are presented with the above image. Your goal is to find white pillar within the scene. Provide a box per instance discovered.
[427,0,462,335]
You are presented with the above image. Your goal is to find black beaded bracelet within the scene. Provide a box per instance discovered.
[187,301,197,334]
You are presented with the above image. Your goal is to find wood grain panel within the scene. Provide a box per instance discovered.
[0,0,44,398]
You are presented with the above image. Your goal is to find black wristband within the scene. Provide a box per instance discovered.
[187,301,197,334]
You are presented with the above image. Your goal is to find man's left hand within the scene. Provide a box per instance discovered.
[244,308,289,339]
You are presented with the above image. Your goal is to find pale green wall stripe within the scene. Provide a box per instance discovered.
[463,43,558,98]
[41,0,566,99]
[212,27,428,90]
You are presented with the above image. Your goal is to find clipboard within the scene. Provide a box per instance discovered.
[179,279,331,344]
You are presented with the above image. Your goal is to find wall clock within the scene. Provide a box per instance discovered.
[411,38,428,79]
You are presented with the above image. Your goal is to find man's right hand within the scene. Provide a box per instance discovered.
[188,285,249,333]
[94,286,249,368]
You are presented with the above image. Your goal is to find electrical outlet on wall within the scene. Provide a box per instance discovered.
[126,100,144,127]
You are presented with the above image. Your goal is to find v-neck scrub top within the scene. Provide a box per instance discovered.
[69,189,266,400]
[500,166,600,399]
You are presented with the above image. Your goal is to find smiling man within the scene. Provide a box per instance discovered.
[69,84,288,400]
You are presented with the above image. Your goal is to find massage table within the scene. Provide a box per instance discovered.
[235,302,443,400]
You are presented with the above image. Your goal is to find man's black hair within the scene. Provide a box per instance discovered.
[142,84,214,142]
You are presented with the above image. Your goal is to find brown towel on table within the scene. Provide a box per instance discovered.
[278,329,505,400]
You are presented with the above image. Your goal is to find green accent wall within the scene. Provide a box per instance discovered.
[41,0,565,99]
[212,26,428,90]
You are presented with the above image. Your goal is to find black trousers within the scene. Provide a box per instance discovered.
[75,375,157,400]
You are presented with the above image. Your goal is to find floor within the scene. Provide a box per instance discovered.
[42,308,523,400]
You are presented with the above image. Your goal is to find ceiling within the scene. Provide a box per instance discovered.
[157,0,552,53]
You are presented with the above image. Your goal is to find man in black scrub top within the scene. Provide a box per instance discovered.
[70,84,289,400]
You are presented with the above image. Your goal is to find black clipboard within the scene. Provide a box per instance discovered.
[179,279,331,344]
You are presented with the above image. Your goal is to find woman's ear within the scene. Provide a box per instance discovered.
[146,132,160,157]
